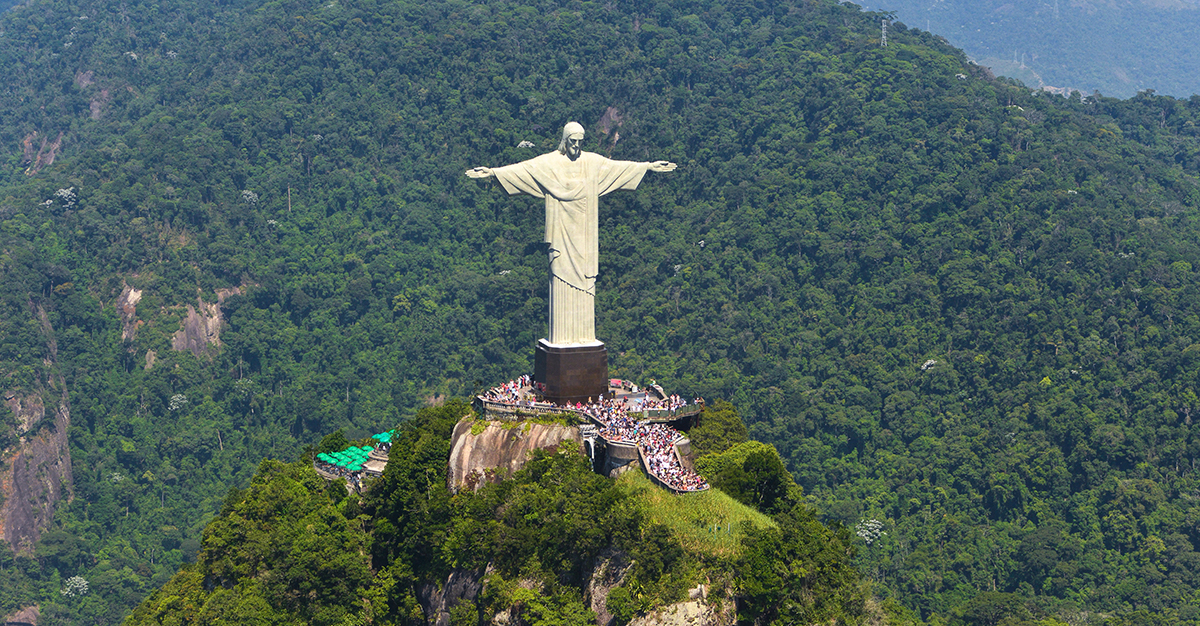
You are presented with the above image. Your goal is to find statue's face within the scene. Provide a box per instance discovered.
[566,134,584,159]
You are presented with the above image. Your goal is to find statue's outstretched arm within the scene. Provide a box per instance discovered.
[465,166,494,179]
[647,160,677,172]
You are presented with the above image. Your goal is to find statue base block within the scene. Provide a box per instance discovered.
[535,339,608,405]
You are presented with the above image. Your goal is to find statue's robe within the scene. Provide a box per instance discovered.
[492,151,650,345]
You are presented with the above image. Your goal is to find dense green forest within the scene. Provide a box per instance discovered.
[854,0,1200,99]
[3,0,1200,623]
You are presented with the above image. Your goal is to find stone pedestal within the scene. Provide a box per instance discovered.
[534,339,608,405]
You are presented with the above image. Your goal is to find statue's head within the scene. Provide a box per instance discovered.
[557,122,585,159]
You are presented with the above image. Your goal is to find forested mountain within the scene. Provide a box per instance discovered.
[123,402,867,626]
[854,0,1200,99]
[2,0,1200,623]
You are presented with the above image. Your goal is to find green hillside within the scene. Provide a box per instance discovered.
[125,402,864,626]
[2,0,1200,623]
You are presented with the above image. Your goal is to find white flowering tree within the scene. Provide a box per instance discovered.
[54,187,77,208]
[855,519,887,545]
[61,576,89,597]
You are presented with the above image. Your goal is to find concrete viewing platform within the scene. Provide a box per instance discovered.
[475,375,709,493]
[311,379,709,496]
[474,376,703,424]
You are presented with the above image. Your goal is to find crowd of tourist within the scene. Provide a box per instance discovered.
[482,374,538,404]
[629,394,689,412]
[641,426,709,492]
[479,376,709,492]
[596,410,640,441]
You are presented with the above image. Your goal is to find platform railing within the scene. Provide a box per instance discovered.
[474,396,567,420]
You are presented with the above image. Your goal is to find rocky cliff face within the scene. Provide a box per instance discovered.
[119,283,242,362]
[585,548,632,626]
[116,283,143,342]
[626,595,735,626]
[170,300,222,357]
[172,288,244,358]
[0,387,73,555]
[447,419,582,492]
[0,302,74,556]
[1,605,39,626]
[586,550,734,626]
[415,556,734,626]
[417,568,488,626]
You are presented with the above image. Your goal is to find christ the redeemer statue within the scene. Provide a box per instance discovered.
[467,122,675,403]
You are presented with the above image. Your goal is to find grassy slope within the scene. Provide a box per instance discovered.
[618,470,775,558]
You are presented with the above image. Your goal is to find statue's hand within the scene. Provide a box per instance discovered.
[648,160,677,172]
[465,167,494,179]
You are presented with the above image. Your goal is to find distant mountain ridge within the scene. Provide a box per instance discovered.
[856,0,1200,97]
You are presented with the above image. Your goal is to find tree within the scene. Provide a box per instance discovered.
[687,399,749,457]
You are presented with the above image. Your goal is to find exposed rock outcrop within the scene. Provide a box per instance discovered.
[2,605,39,626]
[23,131,63,177]
[596,106,623,136]
[584,548,632,626]
[117,283,143,342]
[5,393,43,435]
[171,300,222,357]
[73,70,111,119]
[170,288,243,358]
[584,550,734,626]
[0,303,73,555]
[0,389,73,554]
[412,553,733,626]
[417,568,487,626]
[89,88,111,120]
[119,283,243,363]
[448,419,582,492]
[627,596,735,626]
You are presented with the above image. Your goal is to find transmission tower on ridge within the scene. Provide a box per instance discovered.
[881,20,888,47]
